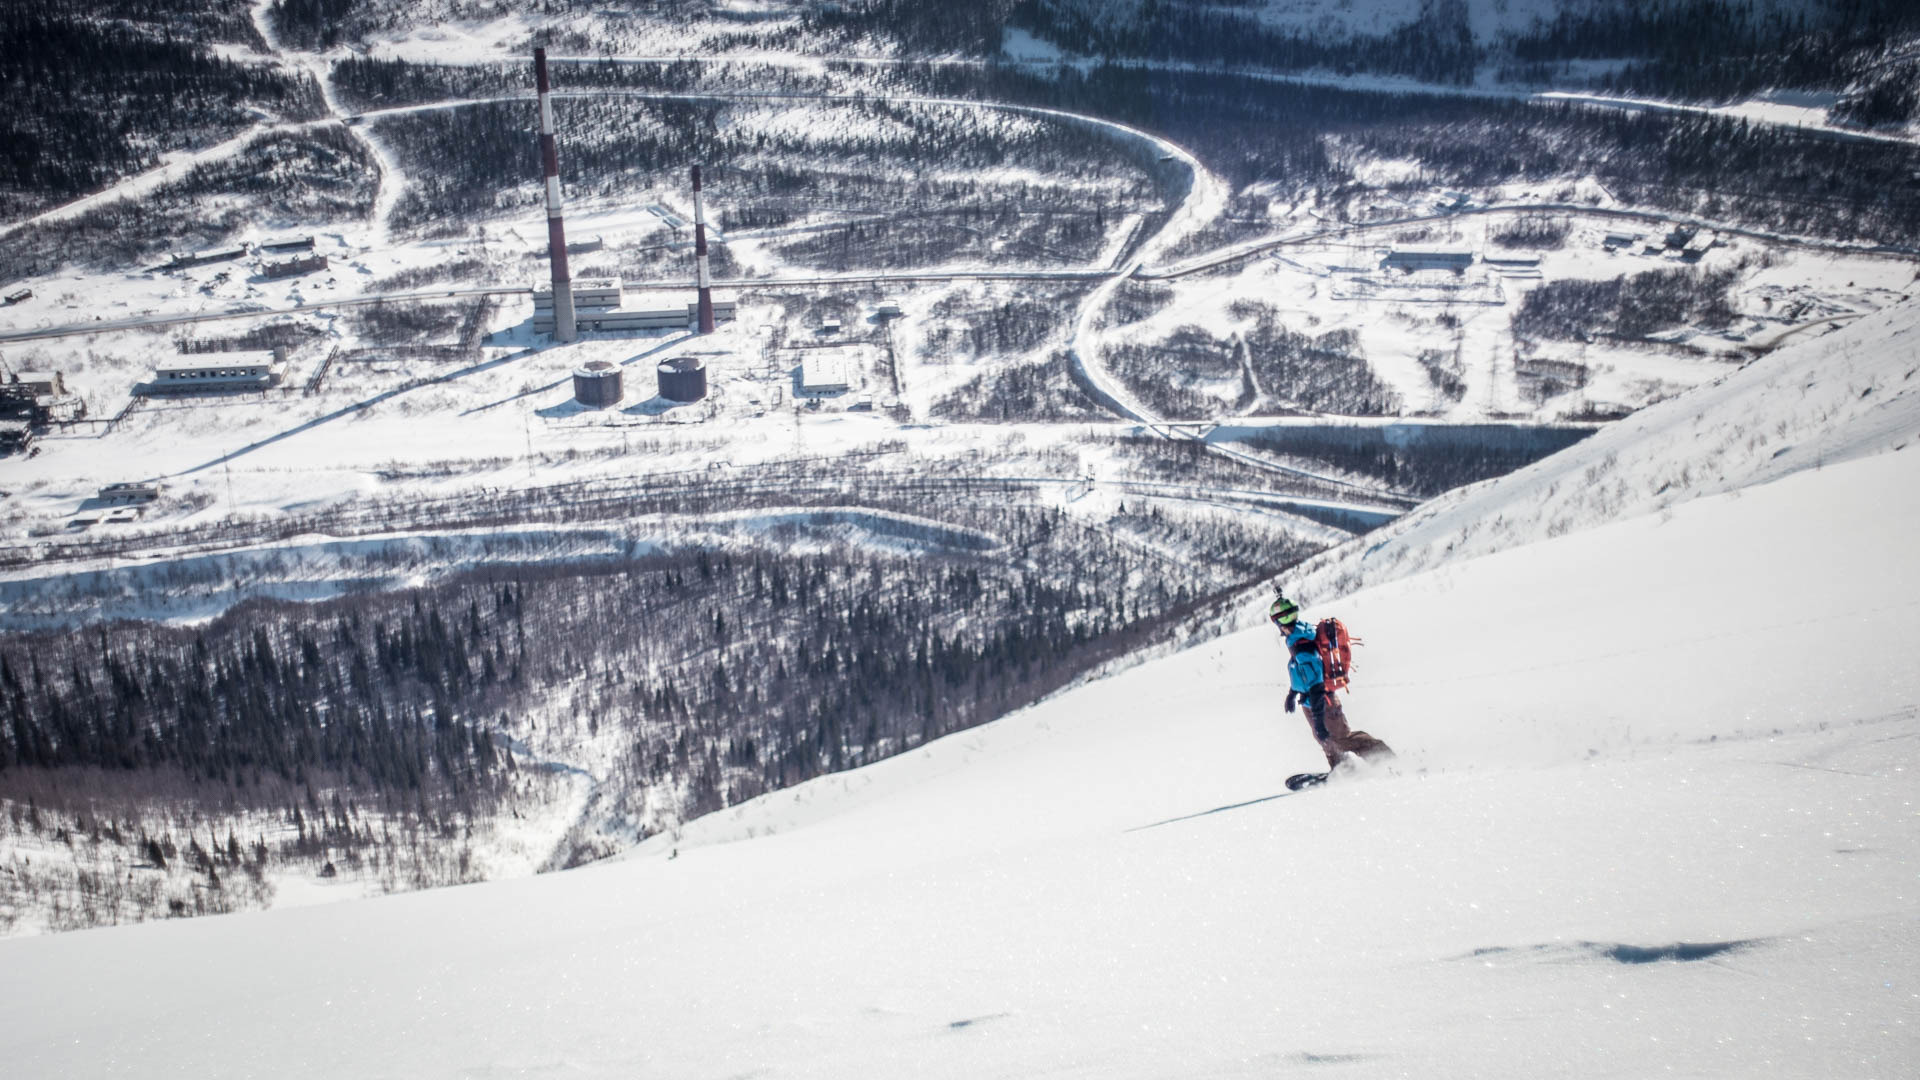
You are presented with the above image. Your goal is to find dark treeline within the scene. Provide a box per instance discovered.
[1504,0,1920,102]
[932,353,1105,423]
[268,0,361,49]
[0,127,376,282]
[377,94,1153,237]
[1513,266,1740,341]
[3,601,502,794]
[1106,304,1401,419]
[807,0,1022,56]
[889,62,1920,247]
[2,534,1260,827]
[1831,50,1920,131]
[1241,431,1581,500]
[0,4,322,222]
[330,55,848,113]
[1007,0,1909,102]
[1009,0,1479,85]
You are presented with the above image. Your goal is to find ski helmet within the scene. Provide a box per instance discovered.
[1269,596,1299,627]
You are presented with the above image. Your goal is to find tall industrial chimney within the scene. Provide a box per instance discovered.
[692,164,715,335]
[535,47,576,343]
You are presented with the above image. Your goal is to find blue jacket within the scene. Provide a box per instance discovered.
[1282,622,1323,693]
[1289,648,1325,694]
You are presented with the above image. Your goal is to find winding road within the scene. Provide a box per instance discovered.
[5,39,1915,500]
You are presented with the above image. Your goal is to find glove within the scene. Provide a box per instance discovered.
[1284,691,1297,714]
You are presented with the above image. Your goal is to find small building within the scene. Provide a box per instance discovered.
[876,299,903,318]
[0,419,31,453]
[820,318,842,335]
[656,357,708,402]
[1602,231,1641,251]
[263,253,329,279]
[3,288,31,305]
[258,236,316,253]
[799,349,852,394]
[1482,252,1542,268]
[98,481,161,503]
[572,360,624,407]
[141,351,283,394]
[1664,225,1698,250]
[1382,248,1474,272]
[567,235,605,255]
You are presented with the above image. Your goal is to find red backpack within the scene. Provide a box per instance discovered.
[1315,618,1360,692]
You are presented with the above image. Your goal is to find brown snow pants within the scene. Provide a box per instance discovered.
[1313,692,1394,770]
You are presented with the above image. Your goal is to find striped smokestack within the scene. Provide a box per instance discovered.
[536,47,576,343]
[692,164,715,334]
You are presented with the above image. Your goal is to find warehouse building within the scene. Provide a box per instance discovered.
[1383,248,1474,272]
[167,246,249,270]
[140,351,283,394]
[532,280,736,335]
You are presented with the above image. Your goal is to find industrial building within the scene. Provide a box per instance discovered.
[0,369,69,427]
[798,349,854,394]
[2,370,65,401]
[263,253,328,279]
[1383,247,1474,272]
[533,279,737,334]
[140,351,283,394]
[528,49,732,343]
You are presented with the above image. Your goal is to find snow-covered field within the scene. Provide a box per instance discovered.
[2,288,1914,1077]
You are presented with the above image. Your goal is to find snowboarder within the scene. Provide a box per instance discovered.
[1269,594,1393,774]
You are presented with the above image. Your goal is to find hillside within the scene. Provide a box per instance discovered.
[0,302,1913,1076]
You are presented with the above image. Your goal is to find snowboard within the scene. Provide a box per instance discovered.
[1285,771,1329,791]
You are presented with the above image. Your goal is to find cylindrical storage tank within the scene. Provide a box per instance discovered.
[572,360,623,407]
[657,356,707,402]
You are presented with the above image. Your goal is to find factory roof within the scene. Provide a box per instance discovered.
[799,350,852,392]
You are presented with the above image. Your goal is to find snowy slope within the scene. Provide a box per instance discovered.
[1,313,1916,1074]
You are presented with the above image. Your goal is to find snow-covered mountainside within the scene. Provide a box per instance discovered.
[1,313,1913,1073]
